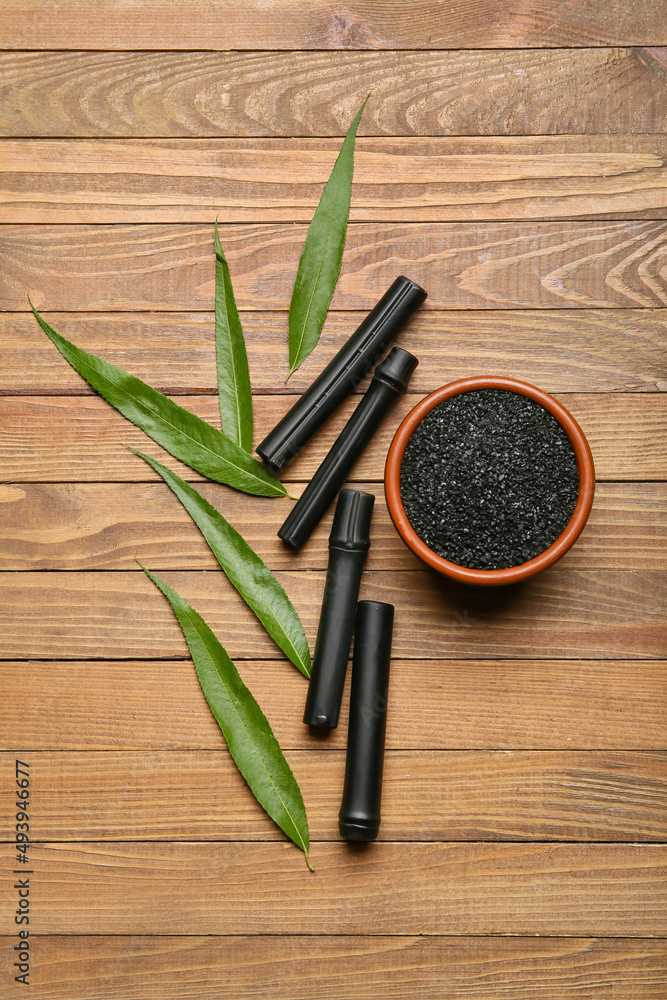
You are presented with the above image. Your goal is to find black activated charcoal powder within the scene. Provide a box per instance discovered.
[400,389,579,570]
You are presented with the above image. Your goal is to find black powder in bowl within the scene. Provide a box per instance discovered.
[400,389,580,570]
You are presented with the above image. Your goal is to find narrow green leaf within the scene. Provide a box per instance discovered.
[132,449,311,677]
[287,95,369,380]
[214,220,253,452]
[140,564,312,869]
[31,303,286,498]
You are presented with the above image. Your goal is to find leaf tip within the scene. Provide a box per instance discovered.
[27,296,45,324]
[126,444,152,463]
[305,851,314,872]
[213,216,223,258]
[350,92,371,128]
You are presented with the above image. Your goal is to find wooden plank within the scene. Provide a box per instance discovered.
[2,1,665,50]
[1,394,665,483]
[2,137,666,224]
[2,659,665,752]
[4,222,667,312]
[1,483,665,572]
[1,935,664,1000]
[0,569,664,660]
[1,750,664,842]
[0,842,664,936]
[4,310,667,395]
[2,49,666,138]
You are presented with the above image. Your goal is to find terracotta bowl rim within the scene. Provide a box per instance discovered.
[384,376,596,586]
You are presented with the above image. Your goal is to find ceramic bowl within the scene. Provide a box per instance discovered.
[384,376,595,585]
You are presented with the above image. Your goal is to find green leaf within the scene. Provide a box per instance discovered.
[132,449,311,678]
[214,220,253,452]
[31,303,286,498]
[140,564,312,869]
[287,95,369,380]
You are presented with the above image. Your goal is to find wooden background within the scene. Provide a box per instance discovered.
[1,2,667,997]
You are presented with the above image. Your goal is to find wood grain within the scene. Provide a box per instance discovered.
[4,310,667,395]
[1,483,665,572]
[1,750,663,842]
[0,569,664,660]
[0,0,664,985]
[1,394,665,483]
[4,222,666,311]
[2,137,667,224]
[1,936,664,1000]
[2,49,666,138]
[2,1,665,50]
[0,842,664,935]
[2,659,665,752]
